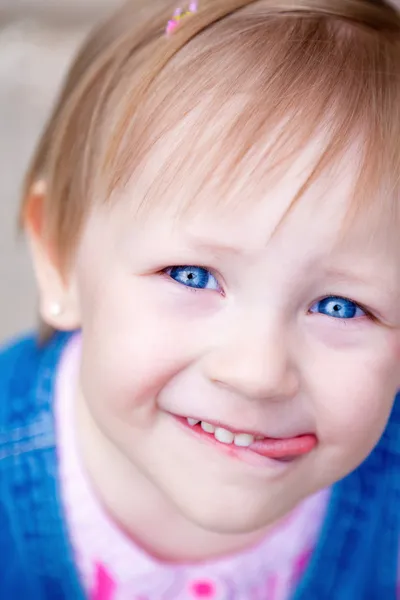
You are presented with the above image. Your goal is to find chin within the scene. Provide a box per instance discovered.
[188,507,277,536]
[172,492,282,536]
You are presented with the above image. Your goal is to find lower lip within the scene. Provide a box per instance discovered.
[174,417,317,468]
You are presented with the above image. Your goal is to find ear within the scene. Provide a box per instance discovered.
[24,181,81,331]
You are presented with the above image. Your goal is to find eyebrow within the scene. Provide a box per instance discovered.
[181,235,394,292]
[182,234,245,257]
[322,267,370,285]
[322,265,392,288]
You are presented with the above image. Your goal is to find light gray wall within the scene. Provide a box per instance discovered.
[0,2,123,342]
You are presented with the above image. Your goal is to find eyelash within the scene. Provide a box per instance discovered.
[309,295,374,321]
[161,266,376,321]
[162,265,224,294]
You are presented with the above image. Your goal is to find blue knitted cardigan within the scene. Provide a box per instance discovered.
[0,332,399,599]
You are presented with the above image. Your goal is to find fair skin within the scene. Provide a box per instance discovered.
[28,138,400,563]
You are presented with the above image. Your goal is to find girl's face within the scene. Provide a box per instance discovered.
[46,142,400,537]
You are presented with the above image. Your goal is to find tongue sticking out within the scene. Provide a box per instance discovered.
[249,435,317,459]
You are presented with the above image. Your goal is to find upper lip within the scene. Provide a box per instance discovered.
[177,414,313,440]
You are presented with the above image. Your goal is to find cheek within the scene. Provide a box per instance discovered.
[76,268,206,421]
[390,332,400,365]
[310,343,397,462]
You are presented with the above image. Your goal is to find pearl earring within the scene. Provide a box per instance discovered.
[49,303,63,317]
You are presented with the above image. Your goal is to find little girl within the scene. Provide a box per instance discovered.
[1,0,400,598]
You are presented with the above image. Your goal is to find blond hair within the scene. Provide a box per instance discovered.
[21,0,400,333]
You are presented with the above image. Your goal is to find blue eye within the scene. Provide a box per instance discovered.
[310,296,366,319]
[166,266,220,290]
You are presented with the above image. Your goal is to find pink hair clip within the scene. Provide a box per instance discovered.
[166,1,198,35]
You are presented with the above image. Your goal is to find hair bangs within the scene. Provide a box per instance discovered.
[106,8,400,226]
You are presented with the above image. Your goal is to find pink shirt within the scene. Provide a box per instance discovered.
[56,335,330,600]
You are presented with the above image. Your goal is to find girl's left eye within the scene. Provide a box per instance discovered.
[309,296,366,319]
[165,266,220,291]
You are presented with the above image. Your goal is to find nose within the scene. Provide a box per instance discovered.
[205,318,299,402]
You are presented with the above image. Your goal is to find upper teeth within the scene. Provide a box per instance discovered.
[187,419,258,448]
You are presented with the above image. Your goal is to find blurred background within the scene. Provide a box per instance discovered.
[0,0,123,342]
[1,0,400,342]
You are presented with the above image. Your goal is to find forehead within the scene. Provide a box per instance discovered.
[102,3,400,263]
[118,83,392,208]
[116,121,399,271]
[100,60,400,276]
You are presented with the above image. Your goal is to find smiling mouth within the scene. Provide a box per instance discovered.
[176,416,317,461]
